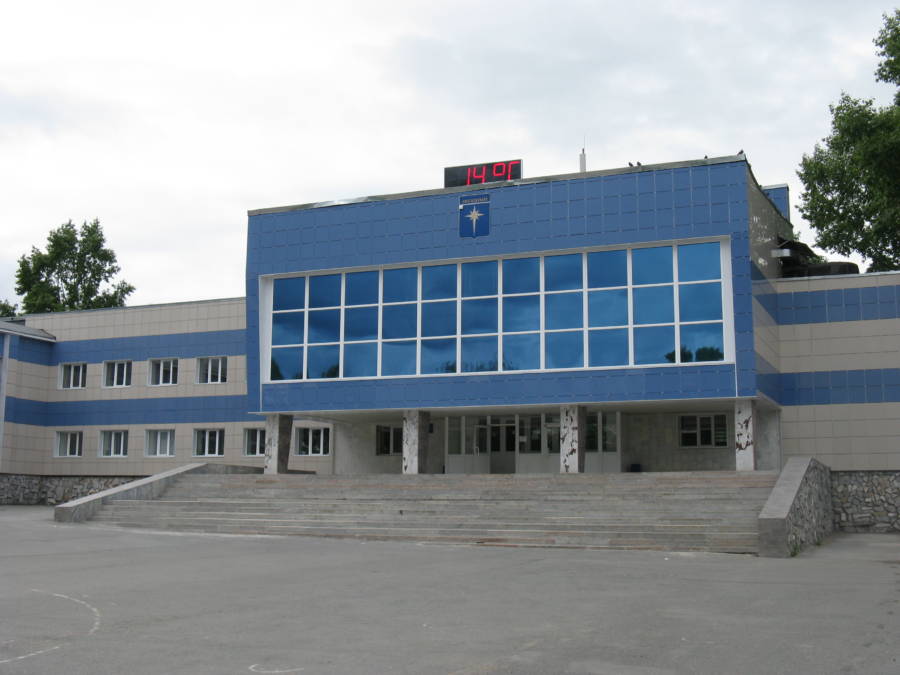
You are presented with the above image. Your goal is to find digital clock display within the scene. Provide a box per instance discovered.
[444,159,522,188]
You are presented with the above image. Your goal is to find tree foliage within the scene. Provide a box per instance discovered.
[15,219,135,314]
[0,299,17,318]
[797,10,900,271]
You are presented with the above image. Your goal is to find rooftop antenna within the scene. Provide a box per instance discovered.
[579,137,587,173]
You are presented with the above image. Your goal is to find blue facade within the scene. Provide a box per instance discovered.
[247,159,757,413]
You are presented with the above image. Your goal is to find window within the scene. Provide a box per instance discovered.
[679,414,728,448]
[104,360,132,387]
[194,429,225,456]
[197,357,227,384]
[295,427,330,456]
[55,431,83,457]
[149,359,178,386]
[244,428,266,456]
[145,429,175,457]
[60,363,87,389]
[267,240,728,381]
[375,425,402,455]
[100,430,128,457]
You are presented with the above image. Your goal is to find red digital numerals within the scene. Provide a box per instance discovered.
[465,160,521,185]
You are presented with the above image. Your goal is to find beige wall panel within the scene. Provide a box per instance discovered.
[621,411,734,472]
[774,272,900,293]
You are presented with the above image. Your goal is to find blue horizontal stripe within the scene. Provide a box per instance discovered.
[760,368,900,406]
[10,330,246,366]
[8,335,55,365]
[759,284,900,326]
[5,395,257,427]
[261,364,738,412]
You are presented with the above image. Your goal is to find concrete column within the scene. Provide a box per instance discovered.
[402,409,430,474]
[263,414,293,474]
[560,404,586,473]
[735,400,756,471]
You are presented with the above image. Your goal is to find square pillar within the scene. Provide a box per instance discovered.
[560,404,586,473]
[402,409,430,474]
[264,414,293,474]
[735,400,756,471]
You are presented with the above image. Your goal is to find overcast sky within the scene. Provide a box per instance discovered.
[1,1,895,308]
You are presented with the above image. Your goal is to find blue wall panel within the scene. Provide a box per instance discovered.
[761,185,789,219]
[771,284,900,325]
[5,395,257,427]
[8,335,54,365]
[247,161,753,413]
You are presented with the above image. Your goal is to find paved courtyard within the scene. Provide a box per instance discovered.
[0,505,898,675]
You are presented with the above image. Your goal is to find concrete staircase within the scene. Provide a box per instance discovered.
[90,471,778,553]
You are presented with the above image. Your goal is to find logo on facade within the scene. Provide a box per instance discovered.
[459,195,490,238]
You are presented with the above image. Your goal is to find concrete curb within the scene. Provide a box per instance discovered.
[53,463,261,523]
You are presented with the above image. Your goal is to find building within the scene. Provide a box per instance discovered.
[2,154,899,483]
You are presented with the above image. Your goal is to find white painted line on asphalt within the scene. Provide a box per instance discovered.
[248,665,305,673]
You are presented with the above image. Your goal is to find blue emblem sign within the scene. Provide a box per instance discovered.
[459,195,490,238]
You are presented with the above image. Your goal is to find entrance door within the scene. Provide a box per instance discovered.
[445,416,490,473]
[489,416,516,473]
[600,411,622,473]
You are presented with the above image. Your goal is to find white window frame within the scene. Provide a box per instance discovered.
[99,430,129,457]
[375,425,403,455]
[678,413,729,449]
[148,358,178,386]
[197,356,227,384]
[194,428,225,456]
[145,429,175,457]
[55,431,83,457]
[295,426,330,456]
[103,360,132,388]
[59,363,87,389]
[244,428,266,456]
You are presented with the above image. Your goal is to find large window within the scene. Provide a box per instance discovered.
[100,430,128,457]
[194,429,225,456]
[268,240,728,380]
[146,429,175,457]
[55,431,83,457]
[244,428,266,456]
[104,360,132,387]
[679,414,728,448]
[295,427,330,456]
[197,357,227,384]
[149,359,178,386]
[60,363,87,389]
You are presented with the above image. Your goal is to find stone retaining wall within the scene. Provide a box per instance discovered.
[0,474,138,506]
[832,471,900,533]
[759,457,833,557]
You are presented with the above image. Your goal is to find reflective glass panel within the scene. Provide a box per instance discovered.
[343,342,377,377]
[270,347,302,380]
[588,329,629,367]
[462,298,497,334]
[502,295,540,332]
[632,247,673,285]
[502,333,540,371]
[544,254,583,291]
[421,338,457,374]
[678,242,721,282]
[272,311,304,345]
[588,289,628,327]
[545,331,584,369]
[462,260,497,297]
[633,286,674,325]
[382,303,417,339]
[273,277,305,311]
[381,341,416,376]
[502,257,539,294]
[633,325,675,365]
[383,267,417,303]
[679,282,722,322]
[345,270,378,305]
[421,301,457,337]
[306,345,340,379]
[422,264,456,300]
[308,274,341,308]
[587,250,627,288]
[308,309,340,343]
[461,336,497,372]
[680,323,725,362]
[546,292,583,330]
[344,306,378,341]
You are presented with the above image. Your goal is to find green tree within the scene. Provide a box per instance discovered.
[797,10,900,271]
[15,219,135,314]
[0,299,17,318]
